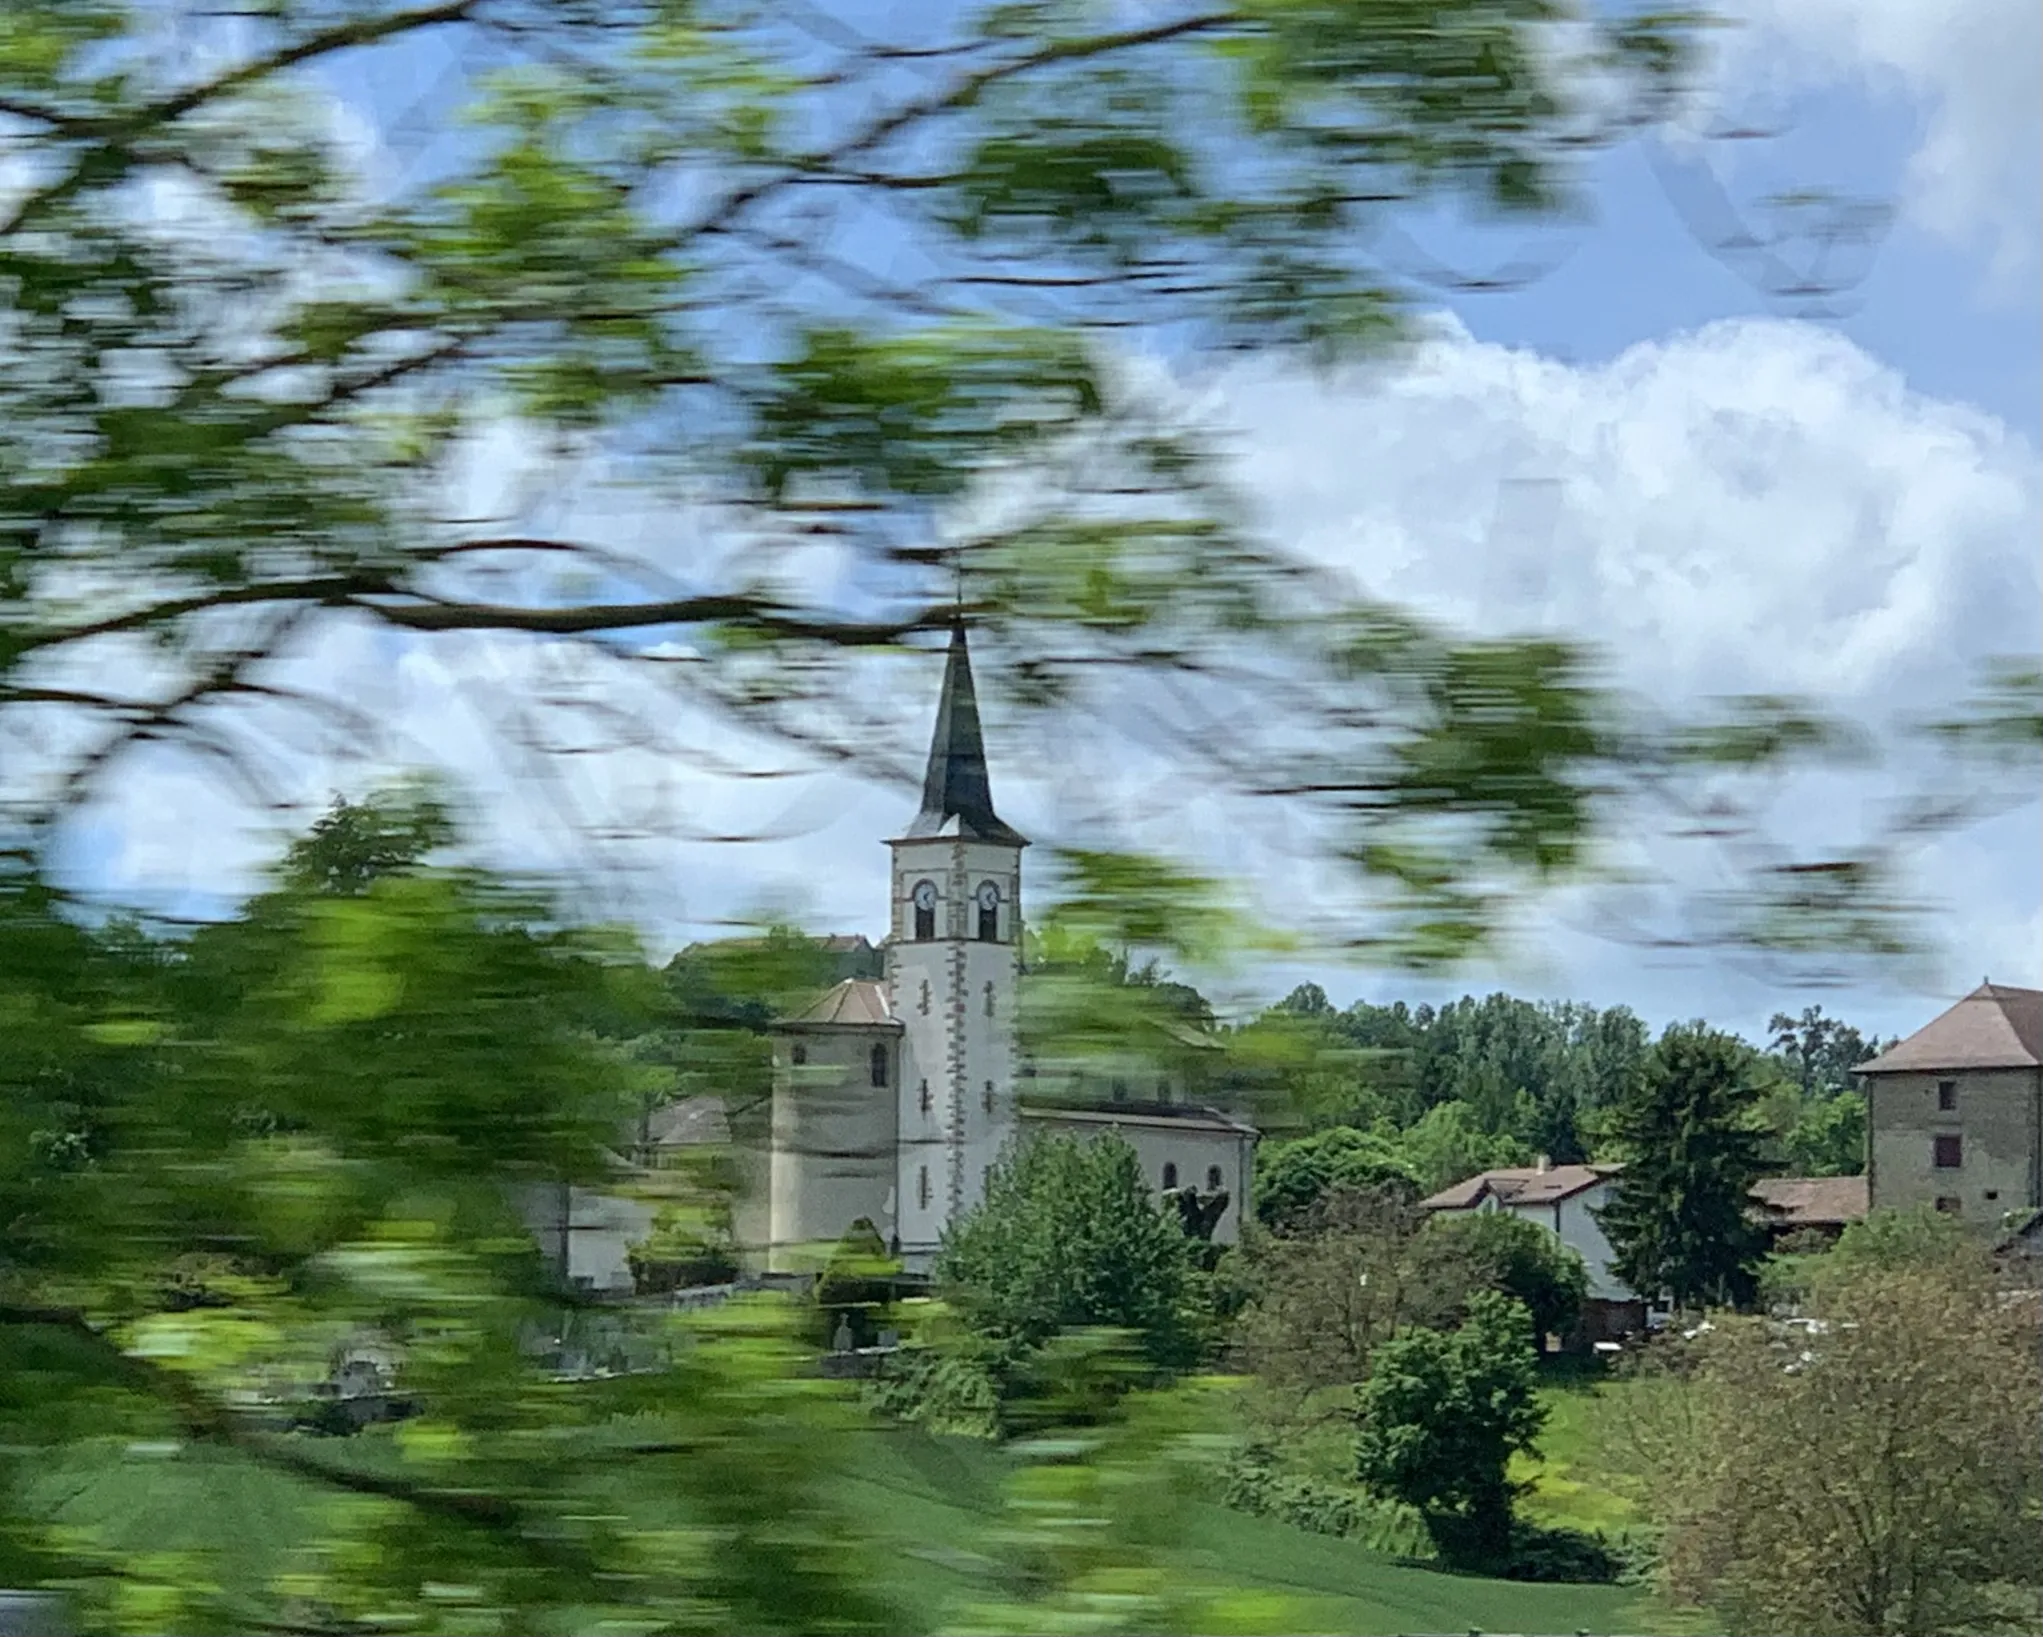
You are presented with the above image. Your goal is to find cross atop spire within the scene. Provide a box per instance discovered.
[904,620,1027,846]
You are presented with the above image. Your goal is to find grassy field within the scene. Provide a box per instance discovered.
[27,1424,1666,1635]
[1511,1365,1648,1536]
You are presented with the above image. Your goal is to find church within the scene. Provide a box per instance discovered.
[530,622,1258,1291]
[755,621,1257,1274]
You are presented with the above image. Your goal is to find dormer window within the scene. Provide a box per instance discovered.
[975,880,1000,942]
[912,879,937,941]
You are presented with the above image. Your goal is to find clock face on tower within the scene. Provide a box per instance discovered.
[912,880,938,912]
[976,881,999,912]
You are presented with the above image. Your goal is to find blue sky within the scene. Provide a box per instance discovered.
[57,3,2042,1049]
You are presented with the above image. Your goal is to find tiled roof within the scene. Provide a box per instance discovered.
[782,978,900,1029]
[1855,983,2043,1074]
[643,1094,731,1149]
[1750,1174,1868,1228]
[1421,1163,1621,1211]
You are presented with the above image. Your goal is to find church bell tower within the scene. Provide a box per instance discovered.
[885,622,1026,1268]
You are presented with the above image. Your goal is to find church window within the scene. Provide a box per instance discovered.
[912,879,938,941]
[919,1078,932,1116]
[1207,1165,1224,1191]
[917,1166,931,1209]
[790,1044,807,1066]
[975,880,1000,942]
[870,1045,890,1088]
[983,1079,994,1114]
[1161,1162,1179,1190]
[983,981,994,1019]
[919,979,931,1015]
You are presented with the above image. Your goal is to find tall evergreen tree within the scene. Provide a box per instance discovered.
[1595,1024,1770,1311]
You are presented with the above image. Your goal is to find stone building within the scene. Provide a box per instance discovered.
[1858,982,2043,1223]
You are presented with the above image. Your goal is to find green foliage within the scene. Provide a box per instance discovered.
[1353,1292,1547,1571]
[0,859,927,1634]
[1775,1084,1866,1176]
[280,786,456,897]
[937,1133,1211,1383]
[1397,1099,1537,1193]
[1821,1203,1977,1278]
[1499,1519,1631,1586]
[813,1218,901,1350]
[1223,1446,1428,1554]
[0,0,1981,984]
[1419,1209,1588,1342]
[1595,1024,1771,1311]
[1241,990,1655,1172]
[1765,1004,1887,1095]
[1253,1127,1418,1230]
[628,1200,739,1295]
[1636,1248,2043,1635]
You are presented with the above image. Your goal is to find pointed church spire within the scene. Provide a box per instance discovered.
[905,620,1027,845]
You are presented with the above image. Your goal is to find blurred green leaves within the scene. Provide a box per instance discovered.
[750,324,1102,502]
[0,0,2011,985]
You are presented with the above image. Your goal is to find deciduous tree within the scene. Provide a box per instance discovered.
[1417,1208,1588,1344]
[1353,1291,1546,1570]
[937,1132,1209,1377]
[1627,1245,2043,1636]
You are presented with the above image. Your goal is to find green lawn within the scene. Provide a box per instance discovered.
[27,1424,1669,1635]
[1512,1367,1648,1536]
[839,1427,1659,1635]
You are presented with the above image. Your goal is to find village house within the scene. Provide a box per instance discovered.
[1857,981,2043,1223]
[1419,1159,1641,1341]
[1423,1159,1874,1338]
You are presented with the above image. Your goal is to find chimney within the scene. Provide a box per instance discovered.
[1535,1153,1550,1174]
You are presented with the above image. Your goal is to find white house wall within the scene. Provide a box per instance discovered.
[1547,1186,1629,1301]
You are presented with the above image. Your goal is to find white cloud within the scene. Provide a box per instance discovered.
[1205,315,2039,711]
[1175,317,2040,1026]
[1704,0,2042,281]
